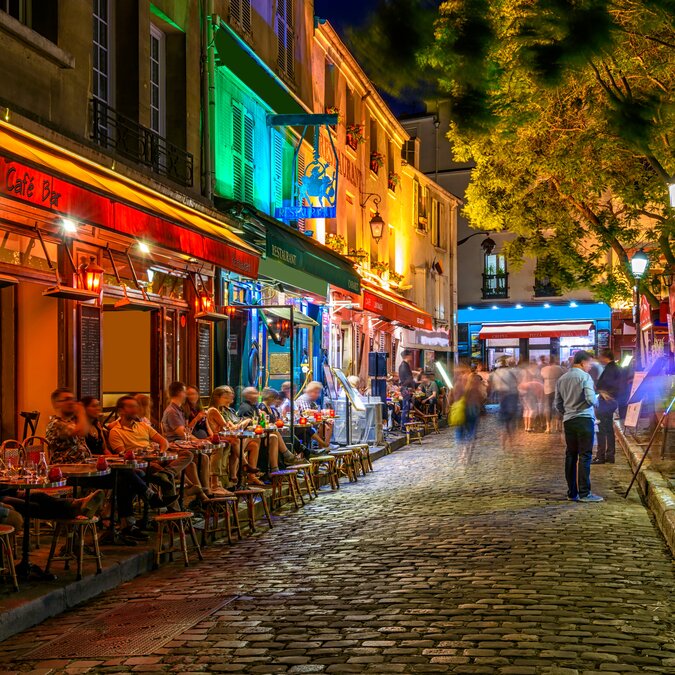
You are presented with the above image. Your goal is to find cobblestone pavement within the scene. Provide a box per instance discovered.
[2,415,675,674]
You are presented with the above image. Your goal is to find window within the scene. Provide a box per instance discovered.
[414,182,428,232]
[402,137,418,168]
[430,199,445,249]
[346,87,355,127]
[483,253,508,299]
[232,102,254,204]
[276,0,294,81]
[369,117,378,157]
[271,130,284,211]
[1,0,57,42]
[388,140,396,176]
[92,0,111,105]
[149,24,166,137]
[324,60,336,109]
[230,0,252,34]
[296,149,306,232]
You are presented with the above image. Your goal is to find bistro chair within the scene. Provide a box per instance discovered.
[404,421,425,445]
[201,495,241,546]
[153,511,203,568]
[0,525,19,591]
[234,487,273,534]
[290,462,318,500]
[344,444,371,476]
[329,448,358,483]
[268,469,304,511]
[0,440,25,470]
[19,411,40,441]
[309,455,339,491]
[411,409,439,435]
[45,516,103,581]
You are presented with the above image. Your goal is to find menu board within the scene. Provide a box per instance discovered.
[78,305,101,399]
[197,321,212,395]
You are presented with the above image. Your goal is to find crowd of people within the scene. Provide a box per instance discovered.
[0,380,338,542]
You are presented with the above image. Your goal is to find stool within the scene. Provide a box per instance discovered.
[330,449,357,483]
[291,462,318,500]
[45,517,102,581]
[201,496,241,546]
[405,421,424,445]
[269,470,304,510]
[0,525,18,591]
[309,455,339,490]
[344,445,369,476]
[234,488,273,534]
[152,512,203,568]
[359,443,374,472]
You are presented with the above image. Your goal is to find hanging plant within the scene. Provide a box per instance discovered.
[346,124,366,151]
[370,151,385,173]
[388,171,401,191]
[326,233,347,253]
[326,106,343,125]
[371,260,389,276]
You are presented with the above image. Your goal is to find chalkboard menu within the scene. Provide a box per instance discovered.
[597,329,610,351]
[197,321,212,395]
[78,305,101,399]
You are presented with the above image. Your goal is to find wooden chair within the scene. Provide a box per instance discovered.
[45,517,102,581]
[19,411,40,441]
[404,421,424,445]
[290,462,318,500]
[201,496,241,546]
[0,525,18,591]
[234,488,273,534]
[309,455,339,490]
[0,440,25,469]
[153,512,203,568]
[411,409,439,435]
[329,448,357,483]
[344,444,371,476]
[269,469,304,510]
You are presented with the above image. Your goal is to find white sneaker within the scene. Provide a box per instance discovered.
[579,493,604,503]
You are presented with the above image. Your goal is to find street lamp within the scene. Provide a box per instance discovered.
[369,210,385,243]
[631,248,650,370]
[457,231,496,254]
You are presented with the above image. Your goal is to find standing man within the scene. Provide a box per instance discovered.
[554,351,604,502]
[398,350,416,429]
[594,349,622,464]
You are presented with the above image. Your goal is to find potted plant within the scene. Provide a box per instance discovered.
[370,151,385,174]
[388,171,401,192]
[326,233,347,253]
[389,270,404,285]
[372,260,389,276]
[346,124,366,151]
[326,106,343,125]
[347,247,369,263]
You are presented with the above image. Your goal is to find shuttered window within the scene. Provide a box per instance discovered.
[232,102,254,204]
[271,131,284,211]
[276,0,294,80]
[230,0,252,34]
[296,149,306,231]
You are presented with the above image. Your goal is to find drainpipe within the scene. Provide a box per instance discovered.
[201,0,216,200]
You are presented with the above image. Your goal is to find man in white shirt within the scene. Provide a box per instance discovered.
[541,356,564,432]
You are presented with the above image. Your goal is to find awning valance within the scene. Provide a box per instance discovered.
[0,121,259,278]
[478,322,593,339]
[362,284,433,331]
[265,225,361,295]
[261,307,318,328]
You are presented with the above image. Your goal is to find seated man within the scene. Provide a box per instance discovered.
[160,381,211,503]
[46,387,149,541]
[295,381,333,450]
[419,372,439,414]
[257,388,298,473]
[108,395,196,506]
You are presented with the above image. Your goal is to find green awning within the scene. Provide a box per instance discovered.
[266,226,361,295]
[258,257,328,297]
[262,307,318,328]
[214,21,305,115]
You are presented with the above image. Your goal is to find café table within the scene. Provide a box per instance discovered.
[0,476,67,580]
[58,463,111,499]
[227,430,256,490]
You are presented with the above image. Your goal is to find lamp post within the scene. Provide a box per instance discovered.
[630,248,650,370]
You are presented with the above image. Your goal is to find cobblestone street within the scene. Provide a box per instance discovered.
[2,416,675,674]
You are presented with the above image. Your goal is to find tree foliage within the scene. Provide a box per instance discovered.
[351,0,675,305]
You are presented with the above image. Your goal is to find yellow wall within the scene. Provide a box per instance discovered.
[103,311,151,398]
[17,282,59,436]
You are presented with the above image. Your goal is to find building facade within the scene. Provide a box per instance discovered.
[401,102,611,368]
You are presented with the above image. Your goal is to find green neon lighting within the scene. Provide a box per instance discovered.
[150,4,184,32]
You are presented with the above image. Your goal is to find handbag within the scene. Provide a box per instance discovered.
[449,396,466,427]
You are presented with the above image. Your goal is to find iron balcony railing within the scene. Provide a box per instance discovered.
[533,278,561,297]
[91,98,193,188]
[482,273,509,299]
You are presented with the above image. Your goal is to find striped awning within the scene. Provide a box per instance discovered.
[479,322,593,339]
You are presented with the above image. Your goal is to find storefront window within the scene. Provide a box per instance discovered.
[100,251,185,300]
[0,229,57,274]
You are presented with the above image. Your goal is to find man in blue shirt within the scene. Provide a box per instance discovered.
[554,350,604,503]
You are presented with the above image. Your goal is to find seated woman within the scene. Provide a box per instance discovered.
[184,385,211,439]
[259,388,299,473]
[206,386,262,486]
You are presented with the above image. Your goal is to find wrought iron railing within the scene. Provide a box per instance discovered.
[482,273,509,299]
[533,278,561,297]
[91,98,193,188]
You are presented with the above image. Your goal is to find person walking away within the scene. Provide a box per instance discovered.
[594,349,622,464]
[541,356,564,433]
[491,358,520,448]
[398,350,416,428]
[554,350,605,502]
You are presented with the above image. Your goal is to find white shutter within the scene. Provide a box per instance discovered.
[412,180,419,228]
[232,102,244,201]
[243,112,255,205]
[271,131,284,210]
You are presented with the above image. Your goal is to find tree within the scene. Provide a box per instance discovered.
[352,0,675,306]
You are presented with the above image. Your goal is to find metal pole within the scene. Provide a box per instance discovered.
[634,284,642,370]
[289,305,295,447]
[624,396,675,498]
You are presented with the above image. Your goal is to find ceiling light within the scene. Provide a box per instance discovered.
[515,304,523,309]
[569,301,578,308]
[491,305,498,310]
[544,303,551,308]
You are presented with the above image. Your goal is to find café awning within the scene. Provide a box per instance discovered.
[261,306,318,328]
[362,283,433,331]
[0,120,260,278]
[265,224,361,296]
[478,321,593,339]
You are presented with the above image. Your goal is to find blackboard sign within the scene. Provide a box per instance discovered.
[78,304,101,399]
[597,329,610,351]
[197,321,212,395]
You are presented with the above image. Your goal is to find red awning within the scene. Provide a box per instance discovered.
[362,284,433,331]
[479,322,593,339]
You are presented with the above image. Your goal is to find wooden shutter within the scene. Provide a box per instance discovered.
[277,0,294,79]
[296,148,306,232]
[412,180,419,228]
[231,0,252,33]
[271,131,284,210]
[243,111,255,205]
[232,101,244,201]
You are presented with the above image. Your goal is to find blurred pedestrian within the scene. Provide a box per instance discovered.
[491,358,520,448]
[398,350,416,428]
[594,349,622,464]
[541,356,564,433]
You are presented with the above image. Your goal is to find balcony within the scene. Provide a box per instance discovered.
[91,98,193,188]
[482,273,509,299]
[533,277,561,297]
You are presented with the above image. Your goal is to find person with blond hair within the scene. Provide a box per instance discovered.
[296,381,333,449]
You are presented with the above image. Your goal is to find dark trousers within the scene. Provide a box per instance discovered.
[563,417,594,499]
[401,395,412,428]
[2,492,78,519]
[596,403,617,462]
[79,470,146,519]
